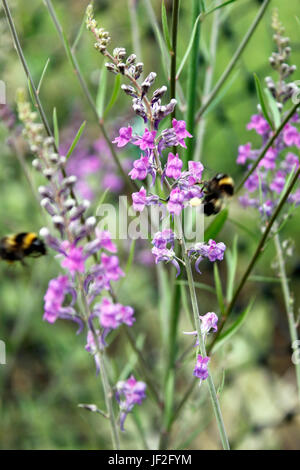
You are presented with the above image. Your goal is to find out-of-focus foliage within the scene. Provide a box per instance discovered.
[0,0,300,449]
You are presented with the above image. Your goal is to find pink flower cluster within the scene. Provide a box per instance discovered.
[237,112,300,216]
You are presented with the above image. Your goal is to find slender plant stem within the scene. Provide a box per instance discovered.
[209,166,300,352]
[274,232,300,402]
[78,276,120,450]
[194,8,220,162]
[236,102,300,193]
[170,0,180,122]
[184,0,202,167]
[158,2,181,449]
[43,0,137,193]
[180,229,230,450]
[195,0,271,121]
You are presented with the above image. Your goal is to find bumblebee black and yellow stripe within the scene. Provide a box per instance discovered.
[17,232,38,250]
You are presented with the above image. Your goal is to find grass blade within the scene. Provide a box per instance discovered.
[264,87,281,129]
[37,58,50,94]
[161,0,172,51]
[254,73,274,130]
[96,66,108,119]
[176,13,201,80]
[103,74,121,118]
[214,263,225,315]
[226,235,238,302]
[204,0,237,17]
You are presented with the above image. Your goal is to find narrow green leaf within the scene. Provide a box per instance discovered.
[37,58,50,95]
[203,69,240,116]
[176,13,201,80]
[27,78,36,106]
[214,263,225,315]
[66,121,86,159]
[204,0,237,17]
[254,73,274,130]
[72,13,86,51]
[264,87,281,129]
[204,208,228,242]
[62,30,75,68]
[226,234,238,302]
[278,164,297,206]
[53,107,59,148]
[217,369,226,396]
[96,66,108,118]
[97,187,111,208]
[213,299,255,352]
[103,74,121,118]
[249,275,288,283]
[161,1,172,51]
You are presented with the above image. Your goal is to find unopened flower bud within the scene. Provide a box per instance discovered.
[126,54,136,65]
[121,84,137,97]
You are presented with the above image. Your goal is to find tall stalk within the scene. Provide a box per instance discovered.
[184,0,202,167]
[180,228,230,450]
[159,0,181,449]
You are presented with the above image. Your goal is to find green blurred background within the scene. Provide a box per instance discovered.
[0,0,300,449]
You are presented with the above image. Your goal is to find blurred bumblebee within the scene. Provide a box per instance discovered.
[190,173,234,216]
[0,232,46,265]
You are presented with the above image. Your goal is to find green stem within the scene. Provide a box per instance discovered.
[78,276,120,450]
[43,0,137,193]
[170,0,180,122]
[236,102,300,193]
[195,0,271,121]
[194,8,220,162]
[209,166,300,352]
[158,1,181,450]
[184,0,202,167]
[180,231,230,450]
[274,232,300,402]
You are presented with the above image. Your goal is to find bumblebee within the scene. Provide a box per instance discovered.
[0,232,46,265]
[202,173,234,215]
[189,173,234,215]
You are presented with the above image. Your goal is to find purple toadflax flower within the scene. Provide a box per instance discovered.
[112,126,133,147]
[193,355,210,384]
[115,375,146,431]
